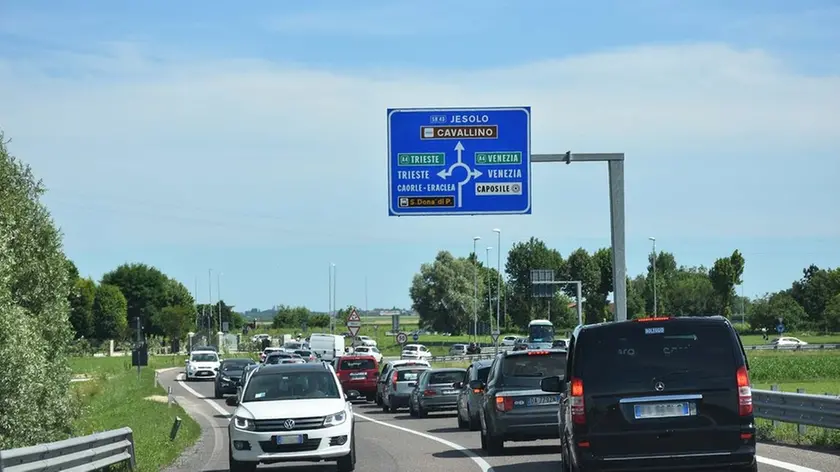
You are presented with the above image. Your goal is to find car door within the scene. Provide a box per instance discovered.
[457,365,473,415]
[412,370,428,407]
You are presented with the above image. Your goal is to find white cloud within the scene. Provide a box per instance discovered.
[1,42,838,251]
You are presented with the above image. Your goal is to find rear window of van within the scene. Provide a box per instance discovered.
[577,321,738,388]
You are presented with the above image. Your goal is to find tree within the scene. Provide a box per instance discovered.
[646,251,677,315]
[566,248,601,324]
[789,265,840,326]
[92,284,128,340]
[68,277,96,339]
[101,263,169,336]
[627,275,646,318]
[708,250,745,317]
[410,251,480,334]
[504,238,564,328]
[272,305,311,329]
[0,133,75,449]
[747,292,806,332]
[153,305,195,342]
[668,267,716,316]
[822,293,840,332]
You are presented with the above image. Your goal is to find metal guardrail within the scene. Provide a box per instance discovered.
[753,386,840,431]
[745,343,840,350]
[0,427,135,472]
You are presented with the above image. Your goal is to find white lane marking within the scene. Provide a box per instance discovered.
[355,413,493,472]
[176,378,231,417]
[176,373,185,381]
[156,367,181,373]
[758,456,821,472]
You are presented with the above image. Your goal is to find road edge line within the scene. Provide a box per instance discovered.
[177,378,231,417]
[757,455,821,472]
[355,413,492,472]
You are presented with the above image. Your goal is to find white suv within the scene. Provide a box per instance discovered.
[226,362,356,471]
[186,350,220,381]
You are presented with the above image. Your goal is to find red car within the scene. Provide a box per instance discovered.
[334,355,379,401]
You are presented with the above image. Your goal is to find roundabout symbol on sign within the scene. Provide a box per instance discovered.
[396,332,408,345]
[412,332,420,342]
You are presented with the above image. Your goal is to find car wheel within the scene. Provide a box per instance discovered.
[733,460,758,472]
[560,439,572,472]
[375,393,382,406]
[229,443,257,472]
[336,431,356,472]
[365,394,375,402]
[214,387,222,399]
[417,404,427,418]
[457,412,468,429]
[468,412,480,431]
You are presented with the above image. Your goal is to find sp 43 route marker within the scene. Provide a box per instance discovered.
[387,107,531,216]
[346,309,361,338]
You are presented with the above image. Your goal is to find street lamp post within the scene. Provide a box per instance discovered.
[485,247,493,324]
[492,228,501,339]
[649,237,657,316]
[217,272,223,333]
[472,236,481,343]
[330,263,336,334]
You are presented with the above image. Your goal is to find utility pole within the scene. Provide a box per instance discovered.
[217,272,223,333]
[493,228,502,346]
[208,269,213,342]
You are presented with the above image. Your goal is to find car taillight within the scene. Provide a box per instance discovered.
[495,395,514,412]
[570,377,585,425]
[635,316,672,322]
[527,350,549,356]
[423,389,436,397]
[736,366,753,416]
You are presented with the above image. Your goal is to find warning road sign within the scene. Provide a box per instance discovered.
[346,309,362,337]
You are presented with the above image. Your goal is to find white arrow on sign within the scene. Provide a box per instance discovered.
[436,141,482,208]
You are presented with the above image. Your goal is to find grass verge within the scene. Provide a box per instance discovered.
[71,361,200,471]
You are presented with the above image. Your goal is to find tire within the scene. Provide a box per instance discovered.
[417,404,427,418]
[375,392,382,406]
[481,415,504,455]
[336,431,356,472]
[214,387,222,399]
[560,440,572,472]
[366,394,375,402]
[457,412,468,429]
[734,460,758,472]
[382,404,390,413]
[468,412,480,431]
[229,444,257,472]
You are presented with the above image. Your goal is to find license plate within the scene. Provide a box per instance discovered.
[443,390,456,395]
[634,402,696,419]
[350,373,366,379]
[276,435,304,445]
[526,395,560,406]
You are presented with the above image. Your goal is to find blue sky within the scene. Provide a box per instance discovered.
[1,0,838,313]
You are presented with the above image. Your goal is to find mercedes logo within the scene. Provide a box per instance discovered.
[283,419,295,430]
[654,381,665,392]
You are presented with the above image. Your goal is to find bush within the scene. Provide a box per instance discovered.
[0,134,75,449]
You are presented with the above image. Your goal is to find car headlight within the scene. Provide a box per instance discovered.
[323,410,347,427]
[233,416,255,431]
[221,376,231,382]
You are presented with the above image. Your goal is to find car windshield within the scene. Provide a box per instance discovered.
[295,350,312,356]
[265,354,293,364]
[578,322,738,388]
[428,370,465,385]
[397,368,427,381]
[222,360,252,370]
[501,352,567,387]
[191,353,217,362]
[404,346,418,351]
[340,358,375,370]
[242,372,340,401]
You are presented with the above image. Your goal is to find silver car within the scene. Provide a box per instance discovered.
[382,365,430,412]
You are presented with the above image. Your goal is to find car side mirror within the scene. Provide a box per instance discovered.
[452,381,463,389]
[185,359,189,364]
[225,396,239,406]
[540,375,563,393]
[468,380,485,390]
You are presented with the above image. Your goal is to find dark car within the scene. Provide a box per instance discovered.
[239,363,260,388]
[264,351,295,365]
[474,349,566,454]
[454,359,493,430]
[408,368,466,417]
[511,338,528,351]
[214,358,256,398]
[542,316,757,472]
[466,342,482,354]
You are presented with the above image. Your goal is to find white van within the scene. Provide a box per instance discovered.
[308,333,345,361]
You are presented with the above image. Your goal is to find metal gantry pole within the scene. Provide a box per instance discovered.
[493,229,502,343]
[575,281,583,325]
[532,152,627,321]
[472,236,480,343]
[650,237,657,316]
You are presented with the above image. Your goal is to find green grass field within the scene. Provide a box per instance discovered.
[70,358,200,471]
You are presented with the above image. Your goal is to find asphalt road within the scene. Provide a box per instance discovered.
[156,368,837,472]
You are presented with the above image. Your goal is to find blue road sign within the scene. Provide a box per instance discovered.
[387,107,531,216]
[412,332,420,342]
[776,324,785,334]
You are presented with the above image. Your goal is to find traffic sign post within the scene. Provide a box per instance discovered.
[396,332,408,345]
[346,309,362,339]
[387,107,531,216]
[490,329,500,346]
